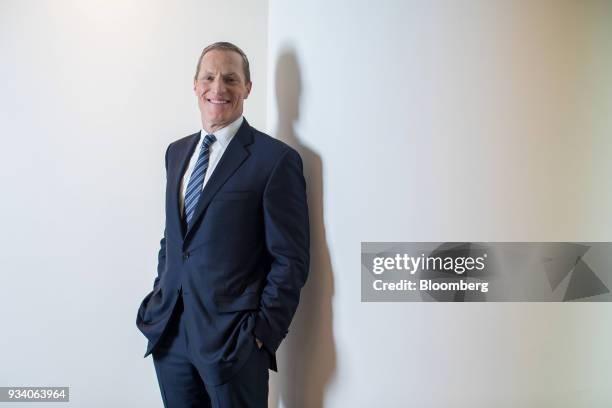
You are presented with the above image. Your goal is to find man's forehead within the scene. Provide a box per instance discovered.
[201,50,242,69]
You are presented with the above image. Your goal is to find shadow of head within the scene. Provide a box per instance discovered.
[275,48,302,126]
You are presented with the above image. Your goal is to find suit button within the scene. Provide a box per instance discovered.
[182,251,190,260]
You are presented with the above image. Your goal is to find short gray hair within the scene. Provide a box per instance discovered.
[194,42,251,83]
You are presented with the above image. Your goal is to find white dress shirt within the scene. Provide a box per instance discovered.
[179,116,244,218]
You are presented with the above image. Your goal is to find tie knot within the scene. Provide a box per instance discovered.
[203,134,216,148]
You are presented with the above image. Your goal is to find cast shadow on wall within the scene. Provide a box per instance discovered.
[268,48,337,408]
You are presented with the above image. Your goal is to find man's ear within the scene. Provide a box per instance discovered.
[244,81,252,99]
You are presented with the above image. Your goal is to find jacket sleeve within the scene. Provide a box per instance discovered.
[253,148,310,353]
[152,231,166,292]
[136,144,171,326]
[152,144,171,292]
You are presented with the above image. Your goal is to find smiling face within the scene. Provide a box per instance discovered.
[194,49,252,133]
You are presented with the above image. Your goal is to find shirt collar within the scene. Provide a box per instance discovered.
[201,116,243,149]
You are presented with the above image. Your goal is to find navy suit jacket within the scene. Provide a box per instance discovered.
[136,118,310,385]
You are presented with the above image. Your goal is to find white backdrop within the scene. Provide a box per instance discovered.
[0,1,267,407]
[266,0,612,407]
[2,1,612,407]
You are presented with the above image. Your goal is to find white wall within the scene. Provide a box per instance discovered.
[0,1,267,407]
[267,0,612,407]
[2,1,612,407]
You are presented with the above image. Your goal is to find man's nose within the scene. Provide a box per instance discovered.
[211,77,226,94]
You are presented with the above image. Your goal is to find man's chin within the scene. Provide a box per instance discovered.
[202,116,237,132]
[204,114,227,124]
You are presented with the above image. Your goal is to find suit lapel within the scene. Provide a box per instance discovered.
[168,132,200,240]
[184,119,254,241]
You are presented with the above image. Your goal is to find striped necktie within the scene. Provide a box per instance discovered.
[184,133,216,226]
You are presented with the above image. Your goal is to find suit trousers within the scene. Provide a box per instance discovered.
[151,289,269,408]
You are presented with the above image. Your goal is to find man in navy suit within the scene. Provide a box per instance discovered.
[136,42,310,407]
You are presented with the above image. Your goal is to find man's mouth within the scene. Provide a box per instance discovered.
[207,98,230,105]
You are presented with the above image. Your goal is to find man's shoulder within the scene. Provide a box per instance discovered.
[249,125,300,164]
[168,131,200,149]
